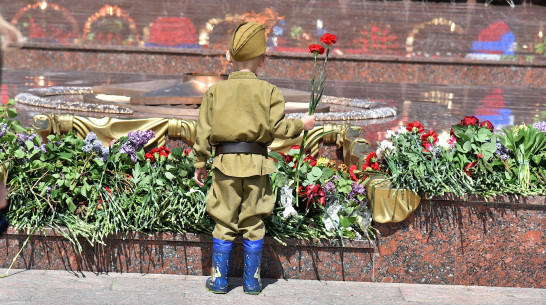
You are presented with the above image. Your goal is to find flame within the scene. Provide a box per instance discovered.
[219,54,230,74]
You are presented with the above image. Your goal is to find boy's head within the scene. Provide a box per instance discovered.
[227,21,266,71]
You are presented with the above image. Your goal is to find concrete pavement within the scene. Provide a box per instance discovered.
[0,269,544,305]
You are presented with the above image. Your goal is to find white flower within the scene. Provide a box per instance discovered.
[437,131,454,150]
[397,126,408,134]
[385,129,396,140]
[377,140,395,159]
[282,206,298,219]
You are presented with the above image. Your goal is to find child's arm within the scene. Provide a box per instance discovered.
[270,87,310,138]
[193,90,213,178]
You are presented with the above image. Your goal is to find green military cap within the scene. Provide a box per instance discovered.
[229,21,266,62]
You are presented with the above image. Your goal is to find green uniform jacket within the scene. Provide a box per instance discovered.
[193,71,304,177]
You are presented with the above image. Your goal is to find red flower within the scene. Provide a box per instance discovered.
[349,165,359,181]
[290,145,301,151]
[304,155,317,166]
[406,121,425,133]
[309,44,325,55]
[146,146,171,162]
[461,116,480,126]
[145,152,155,162]
[362,151,381,172]
[479,120,494,131]
[320,33,337,46]
[365,151,377,164]
[421,130,438,145]
[422,141,433,153]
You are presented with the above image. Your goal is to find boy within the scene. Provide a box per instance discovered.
[193,21,316,294]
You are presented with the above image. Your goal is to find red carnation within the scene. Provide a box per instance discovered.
[145,152,155,163]
[365,151,377,164]
[349,165,359,181]
[406,121,425,133]
[290,145,301,151]
[146,146,171,162]
[304,155,317,166]
[461,116,480,126]
[320,33,337,46]
[421,130,438,145]
[309,44,325,55]
[479,120,494,131]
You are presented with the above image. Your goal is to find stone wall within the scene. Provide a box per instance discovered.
[1,0,545,87]
[2,196,544,288]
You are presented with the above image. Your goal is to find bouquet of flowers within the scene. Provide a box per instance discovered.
[376,117,546,196]
[268,145,373,242]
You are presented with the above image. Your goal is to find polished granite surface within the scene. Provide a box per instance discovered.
[2,68,545,146]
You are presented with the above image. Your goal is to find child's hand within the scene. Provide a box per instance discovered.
[194,167,208,187]
[0,182,8,210]
[302,113,317,131]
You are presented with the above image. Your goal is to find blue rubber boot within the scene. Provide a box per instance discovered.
[205,238,233,294]
[243,239,263,295]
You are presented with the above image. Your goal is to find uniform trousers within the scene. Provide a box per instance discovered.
[206,168,275,241]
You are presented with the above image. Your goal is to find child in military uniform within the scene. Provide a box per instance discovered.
[193,21,316,294]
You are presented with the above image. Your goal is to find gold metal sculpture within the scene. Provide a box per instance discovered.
[32,114,370,166]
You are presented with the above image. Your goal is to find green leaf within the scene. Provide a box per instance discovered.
[7,108,17,119]
[66,197,77,212]
[476,128,491,142]
[462,141,471,153]
[339,216,357,227]
[165,172,175,180]
[480,142,497,154]
[14,149,25,159]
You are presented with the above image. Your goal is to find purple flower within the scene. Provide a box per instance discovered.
[0,123,7,138]
[533,121,546,133]
[83,132,109,160]
[495,138,512,161]
[324,181,336,193]
[118,130,155,163]
[348,182,366,205]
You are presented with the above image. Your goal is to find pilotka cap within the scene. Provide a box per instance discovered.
[229,21,266,62]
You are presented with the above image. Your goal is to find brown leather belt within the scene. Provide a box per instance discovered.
[215,142,268,156]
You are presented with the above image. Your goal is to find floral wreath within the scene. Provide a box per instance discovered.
[82,5,139,46]
[11,1,79,44]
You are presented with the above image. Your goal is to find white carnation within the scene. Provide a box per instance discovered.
[385,129,396,140]
[437,131,454,150]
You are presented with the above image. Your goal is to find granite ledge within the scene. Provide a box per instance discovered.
[13,42,546,68]
[421,193,545,207]
[2,227,374,249]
